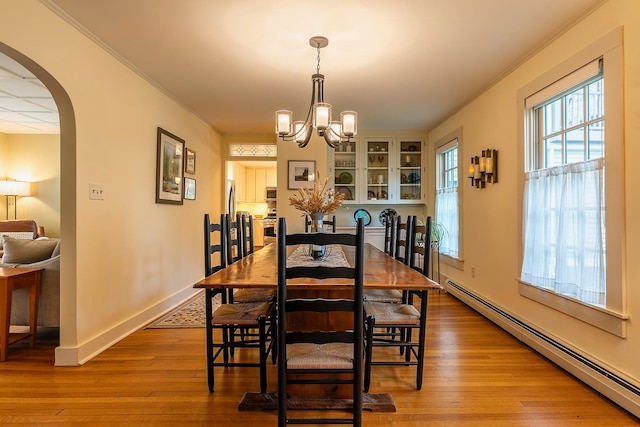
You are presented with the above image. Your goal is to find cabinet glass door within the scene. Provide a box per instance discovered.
[333,140,357,202]
[398,141,422,201]
[365,140,390,202]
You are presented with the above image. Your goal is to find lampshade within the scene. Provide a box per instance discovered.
[0,180,31,196]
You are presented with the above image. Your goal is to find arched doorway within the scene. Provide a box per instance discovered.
[0,41,77,366]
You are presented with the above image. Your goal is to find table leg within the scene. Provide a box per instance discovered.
[0,281,11,362]
[28,275,40,348]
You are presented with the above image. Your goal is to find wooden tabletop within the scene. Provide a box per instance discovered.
[194,243,441,291]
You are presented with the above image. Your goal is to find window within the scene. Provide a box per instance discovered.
[521,61,606,306]
[435,134,460,260]
[517,28,625,336]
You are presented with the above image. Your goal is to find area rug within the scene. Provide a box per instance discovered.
[146,290,219,329]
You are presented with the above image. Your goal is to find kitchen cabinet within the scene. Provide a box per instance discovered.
[266,168,277,187]
[328,137,424,204]
[242,168,276,202]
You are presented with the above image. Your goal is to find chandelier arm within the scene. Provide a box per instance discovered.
[322,130,337,148]
[298,125,313,148]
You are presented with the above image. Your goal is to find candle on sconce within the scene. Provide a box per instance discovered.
[486,156,494,174]
[473,157,482,180]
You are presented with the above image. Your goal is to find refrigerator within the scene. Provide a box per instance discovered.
[226,179,236,219]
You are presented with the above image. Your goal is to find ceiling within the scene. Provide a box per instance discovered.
[2,0,605,135]
[0,53,60,134]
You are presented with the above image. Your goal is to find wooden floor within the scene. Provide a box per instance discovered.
[0,292,637,426]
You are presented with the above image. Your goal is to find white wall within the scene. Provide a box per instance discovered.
[1,133,60,236]
[429,0,640,391]
[1,1,223,365]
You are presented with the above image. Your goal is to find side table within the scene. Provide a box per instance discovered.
[0,267,44,361]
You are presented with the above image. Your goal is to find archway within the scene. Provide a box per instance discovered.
[0,41,77,365]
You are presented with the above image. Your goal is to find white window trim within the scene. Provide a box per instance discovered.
[516,28,626,337]
[434,127,463,270]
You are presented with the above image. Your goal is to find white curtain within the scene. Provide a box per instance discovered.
[435,186,458,258]
[521,158,606,306]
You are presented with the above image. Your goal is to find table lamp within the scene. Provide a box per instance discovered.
[0,180,31,220]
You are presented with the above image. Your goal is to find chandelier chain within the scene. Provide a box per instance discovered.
[316,44,321,74]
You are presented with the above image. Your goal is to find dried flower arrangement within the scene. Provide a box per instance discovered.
[288,172,344,216]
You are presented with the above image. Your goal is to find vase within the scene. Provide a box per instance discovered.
[309,212,326,260]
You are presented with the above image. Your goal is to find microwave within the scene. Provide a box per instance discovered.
[266,187,277,201]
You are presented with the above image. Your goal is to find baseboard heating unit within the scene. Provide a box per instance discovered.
[444,279,640,417]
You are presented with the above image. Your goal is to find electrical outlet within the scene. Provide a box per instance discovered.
[90,183,104,200]
[471,267,476,278]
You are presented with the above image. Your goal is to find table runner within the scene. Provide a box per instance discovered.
[287,245,349,268]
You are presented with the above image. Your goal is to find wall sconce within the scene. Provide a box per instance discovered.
[468,149,498,189]
[0,180,31,220]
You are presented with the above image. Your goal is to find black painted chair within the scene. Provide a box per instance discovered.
[240,214,255,257]
[233,214,276,305]
[277,217,365,426]
[364,215,430,391]
[304,214,336,233]
[364,215,403,304]
[204,213,275,393]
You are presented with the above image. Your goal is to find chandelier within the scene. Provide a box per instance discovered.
[275,36,357,148]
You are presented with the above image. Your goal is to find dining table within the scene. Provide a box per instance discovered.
[193,242,442,412]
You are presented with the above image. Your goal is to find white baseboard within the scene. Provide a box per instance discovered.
[444,279,640,418]
[54,286,200,366]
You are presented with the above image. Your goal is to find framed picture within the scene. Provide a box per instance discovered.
[288,160,316,189]
[185,147,196,174]
[184,177,196,200]
[156,127,185,205]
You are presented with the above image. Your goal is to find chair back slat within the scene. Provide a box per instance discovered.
[286,331,355,345]
[286,266,356,280]
[286,232,356,247]
[305,214,337,233]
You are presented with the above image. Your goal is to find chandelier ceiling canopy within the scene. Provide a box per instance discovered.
[275,36,357,148]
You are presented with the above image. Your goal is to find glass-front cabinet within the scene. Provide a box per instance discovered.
[333,139,358,202]
[365,139,390,202]
[398,140,422,202]
[328,137,424,204]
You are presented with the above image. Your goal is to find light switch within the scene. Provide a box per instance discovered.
[90,183,104,200]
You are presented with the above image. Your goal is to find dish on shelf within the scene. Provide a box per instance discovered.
[367,190,376,200]
[407,145,417,151]
[353,208,372,226]
[400,173,407,184]
[407,173,421,184]
[338,171,353,184]
[379,208,397,224]
[377,190,388,199]
[336,186,353,200]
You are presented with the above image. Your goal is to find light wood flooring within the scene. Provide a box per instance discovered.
[0,292,638,426]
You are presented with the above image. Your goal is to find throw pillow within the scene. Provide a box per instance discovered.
[0,231,34,250]
[1,235,58,264]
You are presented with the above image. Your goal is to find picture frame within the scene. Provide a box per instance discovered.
[156,127,185,205]
[288,160,316,189]
[184,177,196,200]
[185,147,196,175]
